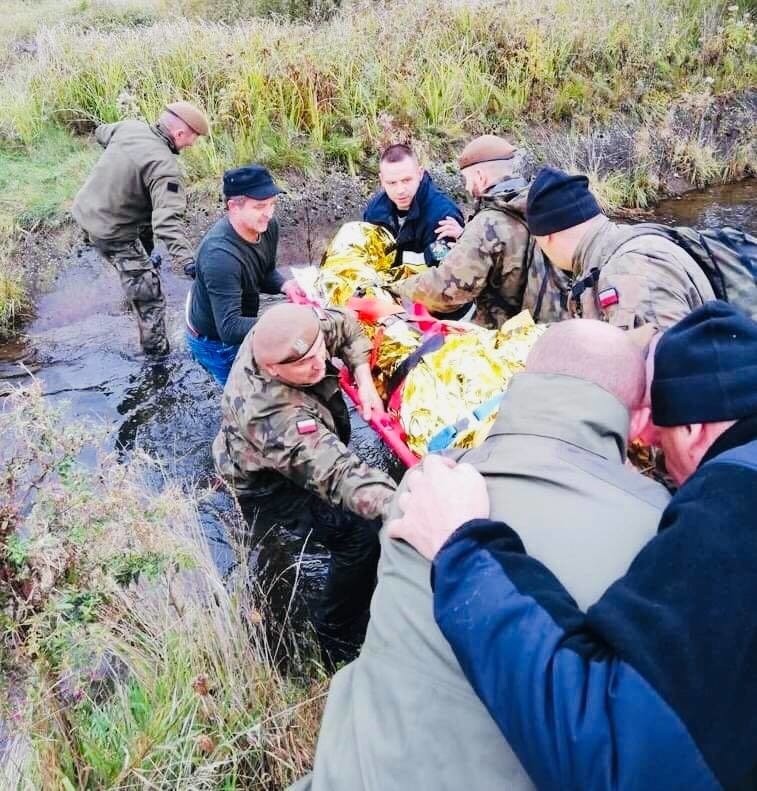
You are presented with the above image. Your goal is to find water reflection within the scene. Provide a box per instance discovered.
[652,179,755,230]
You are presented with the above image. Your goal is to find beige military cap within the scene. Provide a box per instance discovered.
[458,135,516,169]
[253,304,321,366]
[165,101,210,136]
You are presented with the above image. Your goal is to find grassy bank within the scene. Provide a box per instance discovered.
[0,0,754,335]
[3,0,754,170]
[0,384,325,788]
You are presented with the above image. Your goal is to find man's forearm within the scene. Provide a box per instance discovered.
[431,518,717,791]
[353,363,374,389]
[212,298,255,345]
[262,267,285,295]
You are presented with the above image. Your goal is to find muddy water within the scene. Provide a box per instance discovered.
[0,179,753,636]
[0,235,401,636]
[653,179,755,230]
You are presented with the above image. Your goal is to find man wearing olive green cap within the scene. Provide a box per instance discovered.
[213,302,396,663]
[390,134,571,328]
[72,101,209,355]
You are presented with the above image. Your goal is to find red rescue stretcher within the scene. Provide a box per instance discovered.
[288,291,421,468]
[337,366,421,468]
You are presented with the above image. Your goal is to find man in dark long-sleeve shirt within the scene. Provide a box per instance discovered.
[186,164,305,384]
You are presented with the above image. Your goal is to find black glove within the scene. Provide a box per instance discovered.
[148,251,163,269]
[183,259,196,279]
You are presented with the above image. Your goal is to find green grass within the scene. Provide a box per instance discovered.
[0,128,97,232]
[0,262,30,340]
[1,0,754,178]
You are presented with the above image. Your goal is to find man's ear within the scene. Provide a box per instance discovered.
[629,405,658,446]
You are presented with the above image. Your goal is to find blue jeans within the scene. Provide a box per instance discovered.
[186,331,240,386]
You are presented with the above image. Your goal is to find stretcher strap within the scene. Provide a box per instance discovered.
[338,368,420,467]
[386,333,446,411]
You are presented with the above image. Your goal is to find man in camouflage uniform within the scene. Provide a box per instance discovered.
[213,302,396,662]
[526,167,716,330]
[72,101,209,355]
[389,135,570,328]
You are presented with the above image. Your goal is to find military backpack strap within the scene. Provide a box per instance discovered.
[484,199,539,317]
[532,253,551,323]
[569,268,601,318]
[601,224,723,302]
[693,231,729,301]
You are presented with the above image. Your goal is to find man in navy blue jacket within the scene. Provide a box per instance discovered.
[388,302,757,790]
[363,144,464,268]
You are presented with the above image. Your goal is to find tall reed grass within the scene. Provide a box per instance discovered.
[1,0,753,179]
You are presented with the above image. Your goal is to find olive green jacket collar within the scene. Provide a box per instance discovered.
[152,122,178,154]
[490,372,630,461]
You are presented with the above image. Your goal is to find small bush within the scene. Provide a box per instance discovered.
[672,139,724,188]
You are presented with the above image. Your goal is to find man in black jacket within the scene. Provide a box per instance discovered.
[186,164,305,385]
[363,144,464,268]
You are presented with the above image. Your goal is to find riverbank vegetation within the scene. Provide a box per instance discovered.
[3,0,754,182]
[0,384,325,788]
[0,0,754,335]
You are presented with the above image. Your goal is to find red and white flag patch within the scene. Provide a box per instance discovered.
[296,418,318,435]
[598,287,620,309]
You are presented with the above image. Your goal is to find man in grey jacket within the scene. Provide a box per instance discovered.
[294,318,670,791]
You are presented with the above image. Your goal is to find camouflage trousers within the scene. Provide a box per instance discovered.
[90,234,168,355]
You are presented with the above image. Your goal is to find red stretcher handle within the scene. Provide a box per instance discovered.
[287,290,421,467]
[338,368,421,468]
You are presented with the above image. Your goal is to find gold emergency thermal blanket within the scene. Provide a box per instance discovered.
[318,222,427,307]
[318,222,545,454]
[400,313,545,454]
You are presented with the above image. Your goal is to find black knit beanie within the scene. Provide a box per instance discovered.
[526,166,601,235]
[652,301,757,427]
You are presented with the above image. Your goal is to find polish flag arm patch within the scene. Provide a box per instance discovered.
[598,287,620,309]
[296,418,318,435]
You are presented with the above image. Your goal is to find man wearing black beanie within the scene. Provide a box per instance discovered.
[526,166,715,330]
[389,301,757,788]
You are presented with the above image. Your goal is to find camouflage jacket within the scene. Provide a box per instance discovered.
[570,217,716,330]
[389,180,571,328]
[72,120,194,266]
[212,307,397,520]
